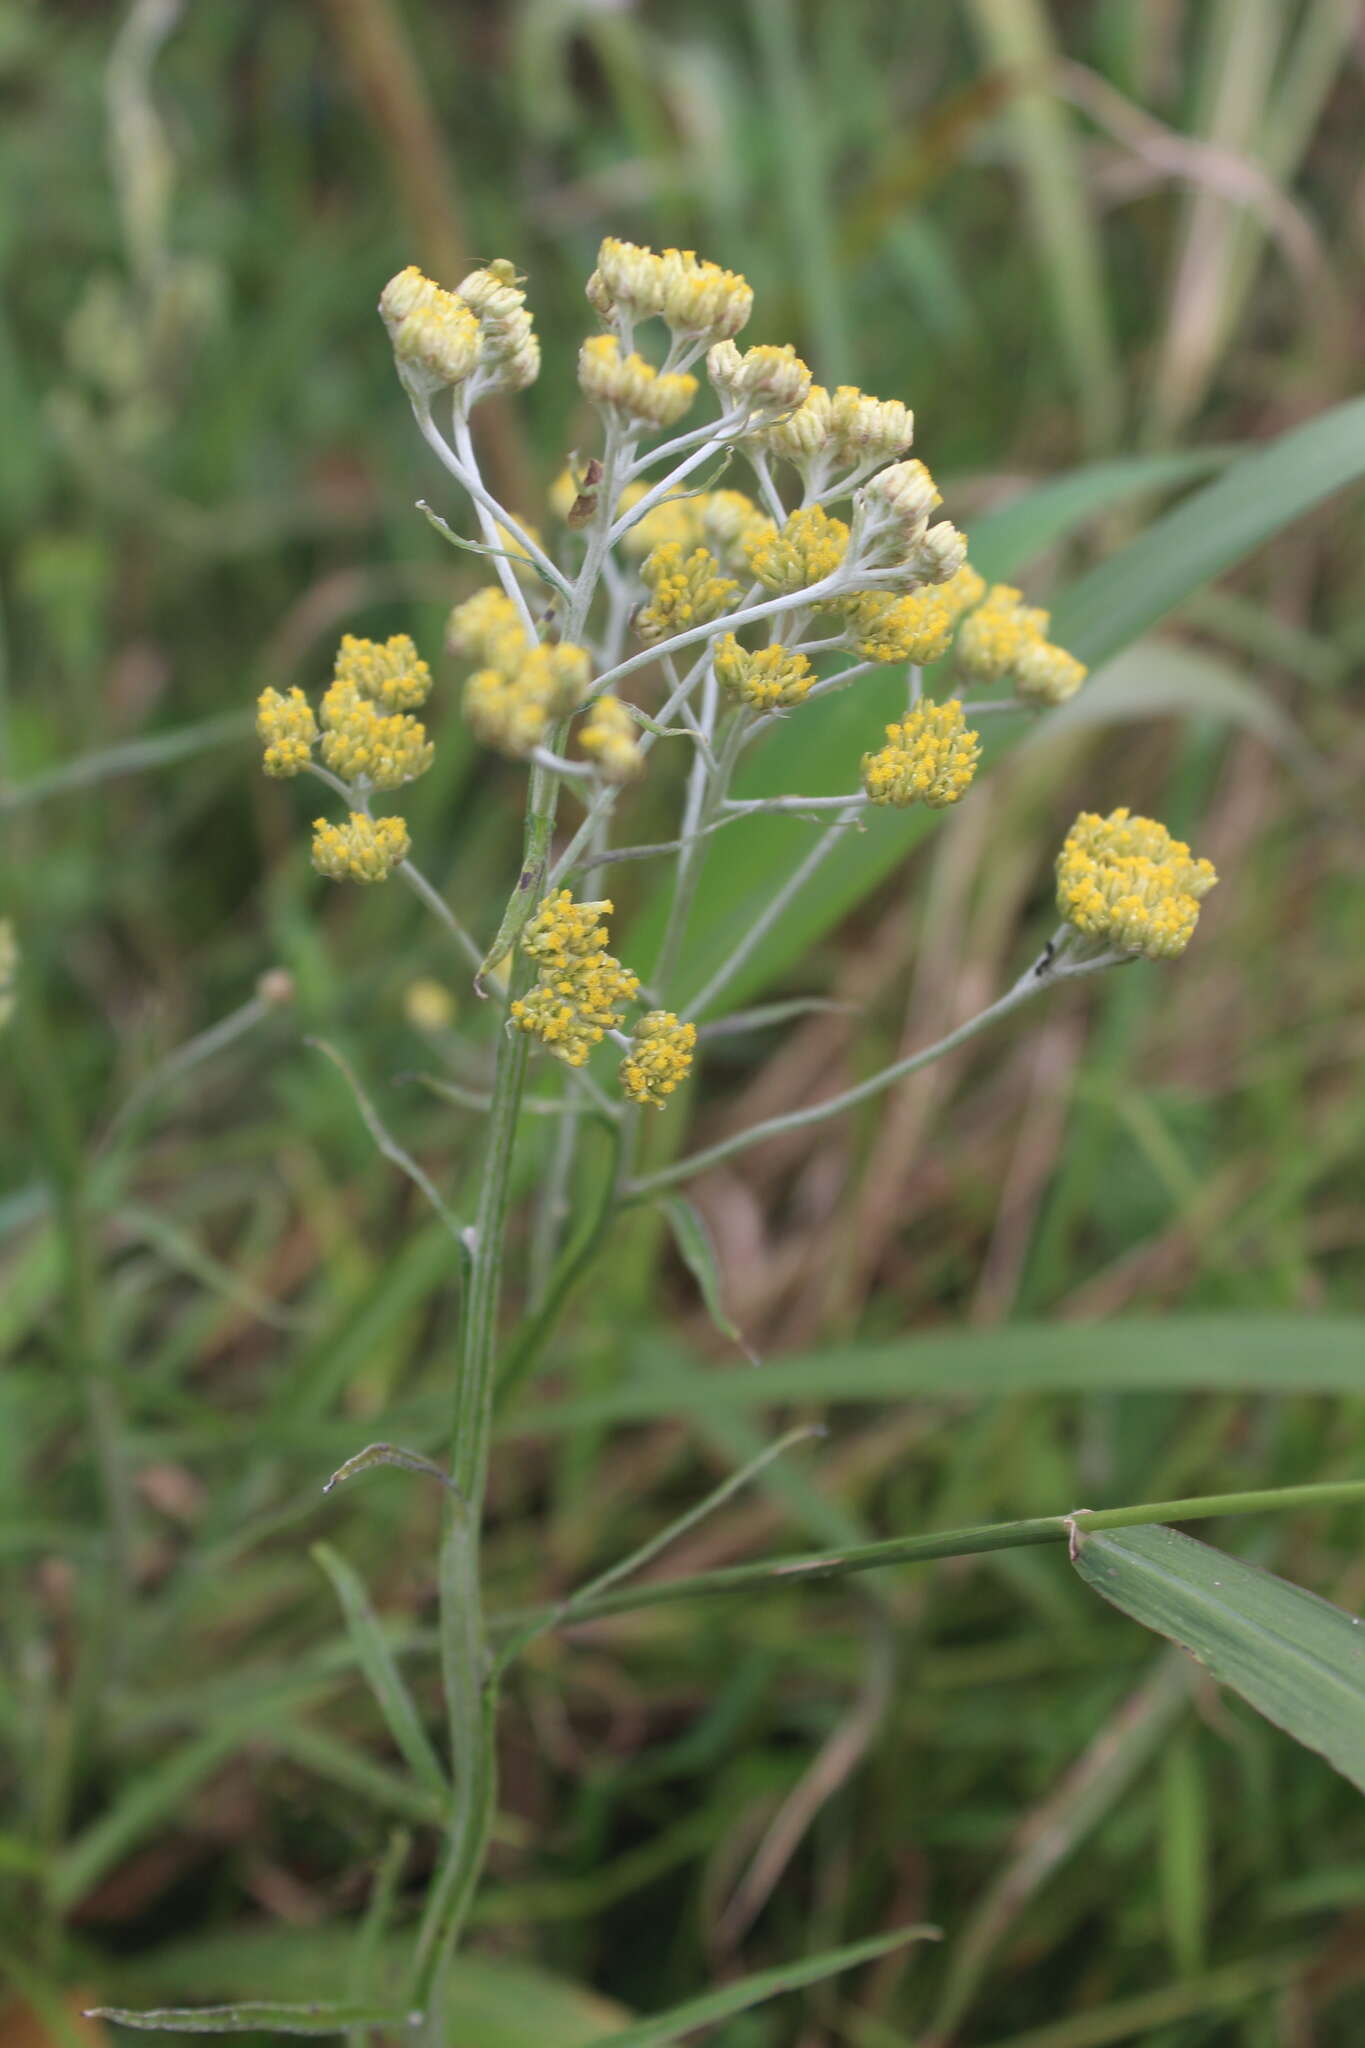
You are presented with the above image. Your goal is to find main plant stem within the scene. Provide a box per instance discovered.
[412,427,629,2019]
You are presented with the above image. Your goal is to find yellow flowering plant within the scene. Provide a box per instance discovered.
[174,237,1226,2039]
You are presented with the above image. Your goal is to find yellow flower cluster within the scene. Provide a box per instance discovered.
[448,590,591,757]
[745,504,849,594]
[379,267,480,394]
[446,587,526,668]
[756,383,913,470]
[334,633,433,712]
[256,686,319,778]
[512,891,640,1067]
[956,585,1087,704]
[320,682,433,789]
[636,543,739,643]
[587,239,753,340]
[457,261,540,392]
[713,636,814,710]
[579,694,644,782]
[1056,809,1217,960]
[619,1011,697,1107]
[707,340,812,420]
[311,812,411,883]
[257,634,436,786]
[619,488,776,574]
[578,335,697,429]
[861,698,981,809]
[841,564,986,666]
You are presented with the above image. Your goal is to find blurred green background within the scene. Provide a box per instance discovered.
[2,2,1364,2043]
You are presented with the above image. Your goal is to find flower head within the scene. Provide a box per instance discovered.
[860,698,981,809]
[841,564,985,666]
[579,693,644,782]
[256,686,318,777]
[955,583,1086,701]
[460,639,591,759]
[379,267,480,395]
[512,890,641,1067]
[713,636,814,710]
[829,386,914,465]
[636,543,739,642]
[756,383,835,466]
[655,248,753,339]
[311,812,410,883]
[745,504,849,594]
[319,684,433,789]
[457,261,540,393]
[578,335,697,429]
[707,340,812,420]
[1056,809,1217,960]
[445,588,527,673]
[619,1011,697,1107]
[334,633,433,712]
[849,459,942,575]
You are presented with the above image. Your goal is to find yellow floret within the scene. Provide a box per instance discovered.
[311,812,410,883]
[860,698,981,809]
[636,543,739,642]
[256,686,318,778]
[712,636,814,710]
[619,1011,697,1107]
[459,640,591,759]
[579,694,644,782]
[1056,809,1217,960]
[745,504,849,594]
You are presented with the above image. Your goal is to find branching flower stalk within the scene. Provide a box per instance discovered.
[245,242,1220,2034]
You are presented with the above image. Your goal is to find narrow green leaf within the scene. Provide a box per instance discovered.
[574,1925,937,2047]
[1053,393,1365,666]
[506,1316,1365,1435]
[1073,1524,1365,1792]
[86,2004,407,2037]
[654,1194,756,1361]
[312,1544,450,1807]
[1023,639,1308,765]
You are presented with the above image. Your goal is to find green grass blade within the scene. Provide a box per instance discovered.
[312,1542,450,1807]
[574,1925,938,2047]
[506,1316,1365,1434]
[1072,1525,1365,1792]
[86,2005,406,2037]
[966,0,1122,450]
[1053,392,1365,666]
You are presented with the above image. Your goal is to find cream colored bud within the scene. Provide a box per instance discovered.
[903,519,969,586]
[707,341,812,418]
[379,266,479,393]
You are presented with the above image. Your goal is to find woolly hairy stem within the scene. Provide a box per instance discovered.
[417,416,629,2014]
[606,431,732,549]
[410,396,570,605]
[630,941,1121,1196]
[584,576,844,702]
[684,802,865,1022]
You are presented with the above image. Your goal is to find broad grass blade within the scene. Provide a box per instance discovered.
[1073,1524,1365,1792]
